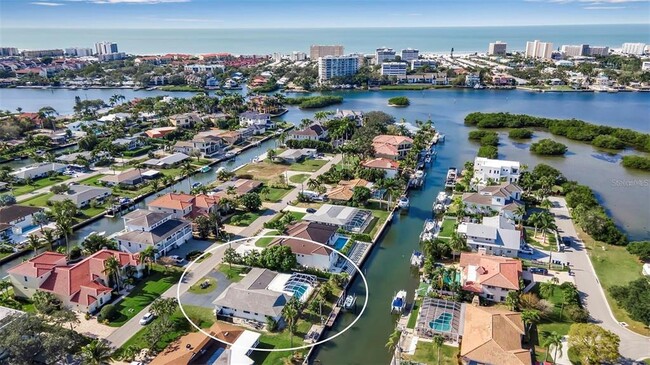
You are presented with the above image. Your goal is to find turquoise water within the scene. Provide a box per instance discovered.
[2,25,648,54]
[206,347,225,365]
[443,272,461,285]
[429,312,453,333]
[333,236,348,251]
[291,283,309,299]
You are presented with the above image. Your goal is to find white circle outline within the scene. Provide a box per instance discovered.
[176,234,369,352]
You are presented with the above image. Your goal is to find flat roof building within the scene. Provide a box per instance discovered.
[318,55,360,81]
[310,45,344,60]
[488,41,507,56]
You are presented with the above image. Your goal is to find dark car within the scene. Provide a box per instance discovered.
[529,268,548,275]
[561,236,572,246]
[306,208,317,213]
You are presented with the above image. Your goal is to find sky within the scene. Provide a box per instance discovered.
[0,0,649,29]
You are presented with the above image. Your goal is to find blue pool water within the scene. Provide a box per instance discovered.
[291,283,309,299]
[429,312,453,332]
[443,272,461,285]
[333,236,348,251]
[206,347,225,365]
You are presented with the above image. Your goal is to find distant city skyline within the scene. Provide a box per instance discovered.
[1,0,649,29]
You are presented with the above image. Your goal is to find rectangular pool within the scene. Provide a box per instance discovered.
[333,236,348,250]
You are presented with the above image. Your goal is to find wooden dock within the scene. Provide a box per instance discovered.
[324,306,341,328]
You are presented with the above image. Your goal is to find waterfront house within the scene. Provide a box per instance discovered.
[465,73,481,87]
[0,205,44,238]
[112,136,143,151]
[7,249,142,313]
[55,151,108,167]
[273,148,317,164]
[459,251,522,303]
[149,321,259,365]
[473,157,521,184]
[457,215,524,258]
[49,184,112,208]
[327,179,373,203]
[65,120,103,134]
[213,268,291,323]
[333,109,363,126]
[173,134,224,158]
[143,152,190,168]
[114,209,192,258]
[460,304,531,365]
[372,135,413,160]
[145,126,177,139]
[169,113,201,129]
[396,72,448,85]
[10,162,67,181]
[215,129,245,145]
[269,221,338,271]
[239,111,274,129]
[288,123,328,141]
[212,179,262,199]
[99,168,151,187]
[361,158,400,179]
[461,183,524,221]
[148,193,219,219]
[303,204,373,233]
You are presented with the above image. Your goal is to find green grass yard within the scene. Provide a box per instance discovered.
[289,159,327,172]
[407,299,421,329]
[289,173,310,184]
[188,277,217,294]
[256,230,280,247]
[18,192,54,207]
[438,218,457,238]
[12,175,71,196]
[77,173,107,186]
[365,207,390,239]
[227,210,265,226]
[217,264,249,282]
[403,342,459,365]
[263,187,292,202]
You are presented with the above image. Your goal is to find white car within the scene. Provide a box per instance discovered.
[139,312,155,325]
[169,255,185,265]
[519,246,534,255]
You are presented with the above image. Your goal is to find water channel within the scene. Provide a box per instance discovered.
[0,88,648,362]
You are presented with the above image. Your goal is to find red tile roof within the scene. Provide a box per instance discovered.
[362,157,400,170]
[149,193,195,210]
[460,252,522,292]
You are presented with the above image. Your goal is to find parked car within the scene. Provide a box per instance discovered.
[519,245,534,255]
[306,208,317,213]
[169,255,185,265]
[561,236,572,247]
[139,312,155,325]
[529,267,548,275]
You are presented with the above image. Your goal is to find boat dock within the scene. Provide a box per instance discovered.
[325,306,341,328]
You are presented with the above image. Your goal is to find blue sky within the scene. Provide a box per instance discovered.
[1,0,649,28]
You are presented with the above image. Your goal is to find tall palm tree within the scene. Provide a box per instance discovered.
[81,339,114,365]
[539,212,557,244]
[432,334,445,365]
[102,256,122,292]
[0,280,11,299]
[306,178,320,191]
[282,298,300,347]
[521,309,541,340]
[505,291,520,311]
[528,212,541,238]
[181,161,194,190]
[542,331,564,364]
[53,214,73,254]
[514,205,526,228]
[140,246,158,275]
[26,234,41,257]
[448,233,466,262]
[40,229,58,251]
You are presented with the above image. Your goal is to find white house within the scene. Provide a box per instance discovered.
[239,111,274,129]
[0,205,44,238]
[462,183,524,221]
[112,136,143,151]
[459,251,522,303]
[169,113,201,129]
[457,215,524,258]
[473,157,521,184]
[114,209,192,258]
[289,123,328,141]
[303,204,373,233]
[49,184,112,208]
[270,221,339,271]
[362,157,400,179]
[10,162,67,181]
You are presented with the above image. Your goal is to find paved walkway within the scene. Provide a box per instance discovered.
[548,196,650,361]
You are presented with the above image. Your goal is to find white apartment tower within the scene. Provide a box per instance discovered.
[380,62,407,76]
[310,45,344,60]
[488,41,507,56]
[375,47,396,64]
[621,43,646,56]
[525,40,553,59]
[588,46,609,57]
[95,42,118,55]
[400,48,419,62]
[561,44,590,57]
[318,55,360,81]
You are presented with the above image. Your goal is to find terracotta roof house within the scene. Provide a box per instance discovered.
[459,252,522,303]
[150,321,259,365]
[362,157,400,178]
[327,178,373,203]
[269,221,338,271]
[149,193,219,219]
[372,135,413,160]
[145,126,177,138]
[115,209,192,258]
[7,249,142,313]
[460,305,531,365]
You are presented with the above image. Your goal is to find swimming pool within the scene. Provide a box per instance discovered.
[291,283,309,299]
[333,236,348,251]
[429,312,453,332]
[443,272,461,285]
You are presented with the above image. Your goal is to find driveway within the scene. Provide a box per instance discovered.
[180,270,231,308]
[548,196,650,361]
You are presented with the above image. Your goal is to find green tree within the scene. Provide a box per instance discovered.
[51,199,77,254]
[505,291,520,311]
[26,234,42,257]
[448,232,466,261]
[140,246,158,275]
[521,309,541,340]
[432,334,444,365]
[542,331,564,364]
[150,297,178,328]
[223,247,239,269]
[351,186,371,206]
[102,255,122,292]
[238,192,262,212]
[568,323,620,365]
[385,329,402,353]
[282,297,300,347]
[194,215,211,239]
[82,234,116,254]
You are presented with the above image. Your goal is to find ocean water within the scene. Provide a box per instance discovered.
[2,24,649,55]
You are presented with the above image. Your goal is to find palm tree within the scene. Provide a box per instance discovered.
[0,280,11,299]
[505,291,520,311]
[521,309,540,340]
[226,185,237,197]
[181,161,194,190]
[528,212,541,238]
[542,331,563,364]
[540,198,552,210]
[539,281,556,299]
[282,298,300,347]
[514,205,526,228]
[559,284,579,319]
[448,232,466,261]
[539,212,557,244]
[53,213,73,254]
[385,329,402,353]
[102,256,122,292]
[432,334,445,365]
[306,178,320,191]
[314,111,332,122]
[26,234,41,257]
[140,246,158,275]
[80,339,114,365]
[38,106,58,130]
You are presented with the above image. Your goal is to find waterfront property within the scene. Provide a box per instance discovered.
[362,157,400,179]
[114,209,192,257]
[10,162,67,181]
[143,152,190,168]
[145,126,177,139]
[173,132,224,158]
[149,321,260,365]
[288,123,328,141]
[148,192,219,219]
[7,249,143,313]
[458,252,522,303]
[303,204,373,233]
[212,178,262,198]
[372,135,413,160]
[473,157,521,184]
[327,178,373,203]
[273,148,317,164]
[461,183,524,221]
[169,112,201,129]
[99,168,152,187]
[112,136,144,151]
[460,304,531,365]
[414,298,464,343]
[239,111,274,130]
[318,55,360,81]
[0,205,45,242]
[49,184,112,208]
[457,215,524,257]
[269,221,338,271]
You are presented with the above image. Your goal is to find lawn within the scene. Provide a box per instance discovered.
[525,228,557,251]
[217,264,249,282]
[188,277,218,294]
[365,206,390,239]
[18,192,54,207]
[76,203,109,221]
[577,226,649,336]
[289,173,310,184]
[77,173,107,187]
[12,175,71,196]
[438,218,457,239]
[109,266,181,327]
[263,187,292,203]
[256,230,280,247]
[159,168,183,179]
[236,161,288,180]
[227,210,264,226]
[403,342,459,365]
[289,159,327,172]
[407,299,421,329]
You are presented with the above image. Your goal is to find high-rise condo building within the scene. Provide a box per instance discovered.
[380,62,407,76]
[95,42,119,55]
[400,48,419,62]
[488,41,507,56]
[375,47,396,64]
[318,55,360,81]
[561,44,590,57]
[621,43,646,55]
[588,46,609,57]
[310,45,344,60]
[65,47,94,57]
[525,40,553,59]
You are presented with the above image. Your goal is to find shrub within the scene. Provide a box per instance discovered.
[626,241,650,261]
[388,96,410,106]
[477,145,498,159]
[185,250,204,261]
[480,134,499,147]
[508,128,533,139]
[285,95,343,109]
[609,278,650,325]
[530,139,568,155]
[621,155,650,171]
[98,304,116,322]
[591,135,625,150]
[565,305,589,323]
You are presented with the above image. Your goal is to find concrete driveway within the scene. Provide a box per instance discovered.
[180,270,231,308]
[548,196,650,361]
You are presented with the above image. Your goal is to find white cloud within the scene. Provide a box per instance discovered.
[584,5,627,8]
[90,0,190,4]
[31,2,65,5]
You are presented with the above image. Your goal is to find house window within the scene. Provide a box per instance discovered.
[500,296,506,301]
[243,310,250,314]
[486,294,494,299]
[24,276,28,282]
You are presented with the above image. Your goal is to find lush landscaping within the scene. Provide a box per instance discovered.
[621,155,650,171]
[530,139,568,156]
[289,158,327,172]
[388,96,410,106]
[188,277,218,294]
[159,85,204,92]
[407,299,421,329]
[403,342,459,365]
[217,264,249,282]
[256,230,280,247]
[468,129,500,159]
[285,95,343,109]
[12,175,71,196]
[509,128,534,139]
[437,218,457,239]
[18,192,54,206]
[227,209,265,226]
[109,266,181,327]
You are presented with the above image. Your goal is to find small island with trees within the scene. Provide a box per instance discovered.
[621,155,650,171]
[509,128,533,139]
[284,95,343,109]
[530,139,568,155]
[387,96,410,107]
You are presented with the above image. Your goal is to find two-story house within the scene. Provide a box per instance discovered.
[114,209,192,258]
[169,113,201,129]
[174,134,224,158]
[459,251,522,303]
[112,136,144,151]
[457,215,524,258]
[7,249,142,313]
[239,111,274,130]
[288,123,328,141]
[148,193,219,219]
[269,221,339,271]
[473,157,521,184]
[462,183,524,221]
[0,205,44,240]
[361,158,400,179]
[372,135,413,160]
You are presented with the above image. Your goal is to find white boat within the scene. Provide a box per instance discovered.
[436,191,448,204]
[397,196,410,209]
[391,290,407,313]
[445,167,457,188]
[415,170,424,179]
[433,203,445,213]
[424,219,435,233]
[420,231,434,242]
[343,294,356,309]
[198,165,211,173]
[191,182,203,189]
[216,167,226,175]
[224,152,236,159]
[410,251,424,267]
